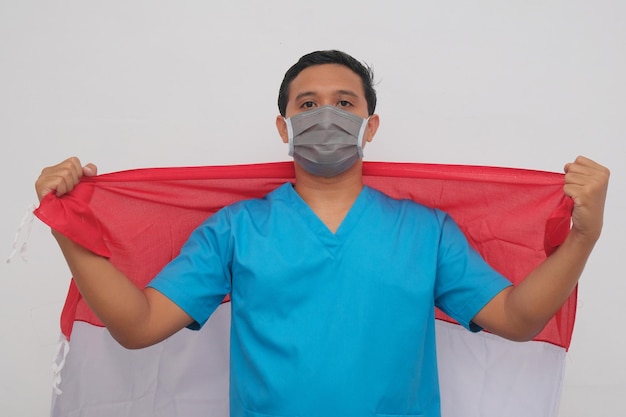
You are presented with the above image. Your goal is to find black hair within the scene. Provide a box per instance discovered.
[277,50,377,116]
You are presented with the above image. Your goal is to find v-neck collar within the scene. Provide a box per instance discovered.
[279,183,372,248]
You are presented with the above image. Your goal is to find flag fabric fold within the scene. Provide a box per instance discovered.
[35,161,575,417]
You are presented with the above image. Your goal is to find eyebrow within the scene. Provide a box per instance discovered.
[294,89,360,102]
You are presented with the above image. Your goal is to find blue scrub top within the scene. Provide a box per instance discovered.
[149,183,511,417]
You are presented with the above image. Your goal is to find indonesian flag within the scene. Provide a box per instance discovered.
[35,161,574,417]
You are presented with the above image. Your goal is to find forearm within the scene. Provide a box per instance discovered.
[506,230,596,339]
[53,231,153,347]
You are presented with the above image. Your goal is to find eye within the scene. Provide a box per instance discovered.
[337,100,352,107]
[300,101,316,109]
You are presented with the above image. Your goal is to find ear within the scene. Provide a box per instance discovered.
[276,115,289,144]
[362,114,380,147]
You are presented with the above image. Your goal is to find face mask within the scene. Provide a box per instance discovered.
[285,106,369,177]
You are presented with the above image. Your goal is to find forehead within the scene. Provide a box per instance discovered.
[288,64,364,100]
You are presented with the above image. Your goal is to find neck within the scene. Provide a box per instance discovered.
[293,161,364,233]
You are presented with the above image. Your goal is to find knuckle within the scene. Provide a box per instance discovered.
[66,156,81,165]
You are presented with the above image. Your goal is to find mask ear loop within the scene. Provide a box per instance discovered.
[285,117,295,157]
[356,117,370,158]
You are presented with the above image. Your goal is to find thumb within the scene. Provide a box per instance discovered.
[82,163,98,177]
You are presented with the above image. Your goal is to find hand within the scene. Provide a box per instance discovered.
[35,157,98,202]
[563,156,609,244]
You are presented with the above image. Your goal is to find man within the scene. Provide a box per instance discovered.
[36,50,609,417]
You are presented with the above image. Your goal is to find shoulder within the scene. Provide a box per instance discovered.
[203,182,294,229]
[186,183,293,242]
[364,186,447,222]
[225,182,293,213]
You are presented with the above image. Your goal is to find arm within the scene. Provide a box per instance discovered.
[37,157,193,349]
[473,156,609,341]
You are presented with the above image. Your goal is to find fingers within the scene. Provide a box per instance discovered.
[563,156,610,198]
[564,155,609,179]
[562,156,610,242]
[35,157,98,202]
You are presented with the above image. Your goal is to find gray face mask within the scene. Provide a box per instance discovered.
[285,106,369,177]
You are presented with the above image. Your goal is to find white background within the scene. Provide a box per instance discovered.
[1,1,624,416]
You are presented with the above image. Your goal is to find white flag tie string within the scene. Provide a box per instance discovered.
[6,204,37,264]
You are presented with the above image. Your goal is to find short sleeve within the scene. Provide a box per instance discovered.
[147,208,233,330]
[433,212,512,331]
